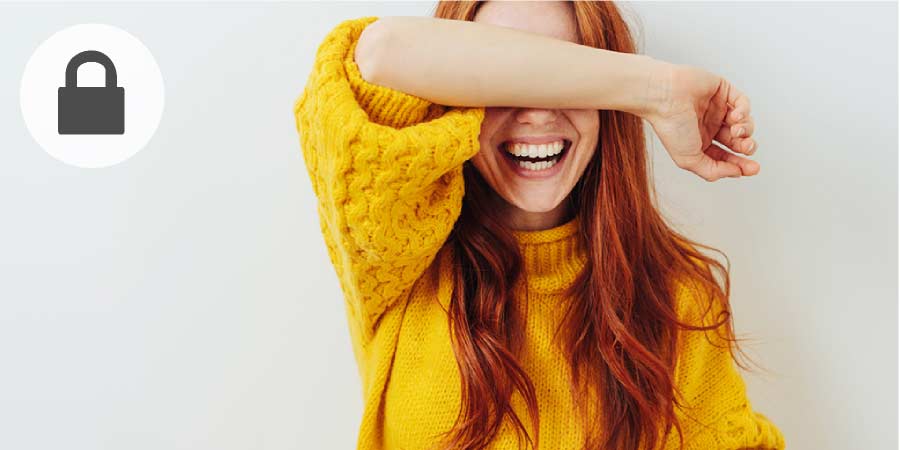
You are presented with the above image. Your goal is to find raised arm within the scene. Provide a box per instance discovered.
[356,16,666,117]
[359,16,761,182]
[295,17,485,344]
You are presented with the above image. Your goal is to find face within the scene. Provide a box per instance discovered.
[471,1,600,224]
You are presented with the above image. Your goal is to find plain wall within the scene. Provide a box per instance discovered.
[0,2,895,449]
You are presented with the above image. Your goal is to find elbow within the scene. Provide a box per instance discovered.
[355,18,392,84]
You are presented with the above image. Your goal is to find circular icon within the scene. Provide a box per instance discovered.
[20,24,165,169]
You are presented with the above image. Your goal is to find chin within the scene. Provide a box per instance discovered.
[510,197,564,213]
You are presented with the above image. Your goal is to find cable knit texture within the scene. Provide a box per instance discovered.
[294,16,785,450]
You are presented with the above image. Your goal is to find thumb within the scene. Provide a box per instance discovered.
[689,151,743,181]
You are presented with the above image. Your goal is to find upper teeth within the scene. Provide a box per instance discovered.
[505,140,565,158]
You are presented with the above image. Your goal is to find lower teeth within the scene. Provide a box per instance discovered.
[518,158,559,171]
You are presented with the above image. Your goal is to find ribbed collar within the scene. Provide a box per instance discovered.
[510,215,588,294]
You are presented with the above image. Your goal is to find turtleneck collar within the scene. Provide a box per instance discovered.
[510,215,588,294]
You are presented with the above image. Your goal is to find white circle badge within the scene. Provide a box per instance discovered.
[20,24,165,169]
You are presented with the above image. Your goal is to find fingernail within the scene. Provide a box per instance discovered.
[736,127,745,137]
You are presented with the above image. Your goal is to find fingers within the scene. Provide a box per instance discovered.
[721,84,756,157]
[730,118,755,140]
[705,144,760,176]
[686,143,760,182]
[726,86,751,124]
[713,124,757,156]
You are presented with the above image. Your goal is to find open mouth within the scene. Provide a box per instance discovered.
[499,139,572,171]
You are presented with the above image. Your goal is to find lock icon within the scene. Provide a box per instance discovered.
[58,50,124,135]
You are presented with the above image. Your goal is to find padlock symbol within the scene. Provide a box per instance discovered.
[58,50,124,135]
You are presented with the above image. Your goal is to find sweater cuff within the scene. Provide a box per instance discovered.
[343,16,436,129]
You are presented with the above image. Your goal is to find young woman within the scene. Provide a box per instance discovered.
[294,2,783,449]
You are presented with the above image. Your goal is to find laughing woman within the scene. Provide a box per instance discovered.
[294,1,784,449]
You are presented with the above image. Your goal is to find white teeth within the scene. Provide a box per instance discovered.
[506,140,565,158]
[517,158,559,171]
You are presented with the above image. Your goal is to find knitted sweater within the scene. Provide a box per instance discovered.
[294,16,785,450]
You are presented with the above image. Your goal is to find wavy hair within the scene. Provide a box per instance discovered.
[428,2,762,450]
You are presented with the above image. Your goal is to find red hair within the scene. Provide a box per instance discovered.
[429,2,761,450]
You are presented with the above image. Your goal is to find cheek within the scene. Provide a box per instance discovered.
[573,113,600,161]
[575,147,597,175]
[474,117,504,171]
[573,111,600,138]
[469,145,493,178]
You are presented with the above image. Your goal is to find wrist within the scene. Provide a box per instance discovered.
[632,55,675,119]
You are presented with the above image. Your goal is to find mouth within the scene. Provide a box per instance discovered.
[498,139,572,176]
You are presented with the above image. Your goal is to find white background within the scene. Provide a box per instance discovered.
[0,2,896,450]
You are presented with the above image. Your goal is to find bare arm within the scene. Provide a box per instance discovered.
[355,15,670,117]
[355,15,762,182]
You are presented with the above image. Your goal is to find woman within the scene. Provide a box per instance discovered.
[294,1,783,449]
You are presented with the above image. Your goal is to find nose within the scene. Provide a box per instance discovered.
[515,108,560,126]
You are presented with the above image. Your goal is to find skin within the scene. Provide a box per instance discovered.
[470,1,600,231]
[355,3,760,232]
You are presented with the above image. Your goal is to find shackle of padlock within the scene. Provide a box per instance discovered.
[65,50,118,89]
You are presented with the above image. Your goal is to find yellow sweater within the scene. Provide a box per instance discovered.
[294,16,785,450]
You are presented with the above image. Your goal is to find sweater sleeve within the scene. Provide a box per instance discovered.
[669,280,786,450]
[293,16,484,342]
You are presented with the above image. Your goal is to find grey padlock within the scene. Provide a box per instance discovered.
[58,50,124,135]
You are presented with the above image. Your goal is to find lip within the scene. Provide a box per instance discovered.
[498,139,572,179]
[502,135,569,145]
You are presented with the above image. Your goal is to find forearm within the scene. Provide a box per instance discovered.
[357,16,670,117]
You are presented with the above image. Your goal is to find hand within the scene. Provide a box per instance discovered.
[642,63,758,181]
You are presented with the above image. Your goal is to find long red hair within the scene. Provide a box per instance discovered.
[428,2,762,450]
